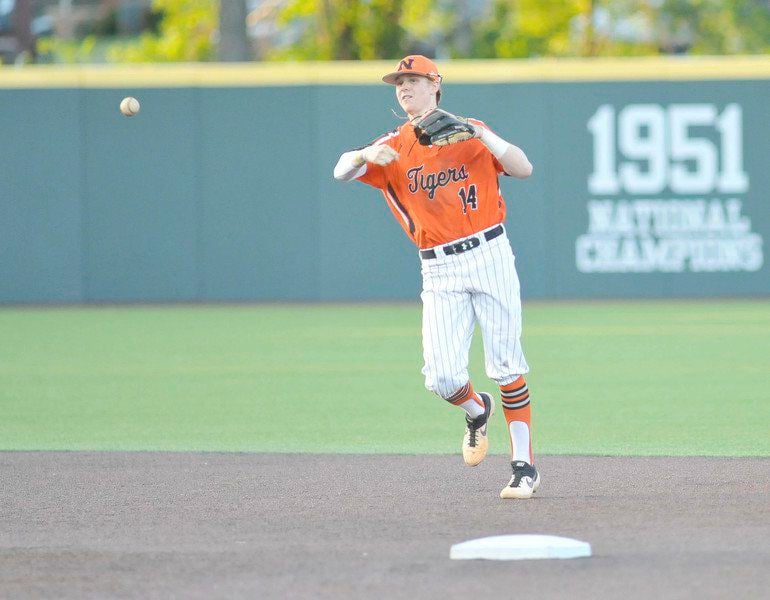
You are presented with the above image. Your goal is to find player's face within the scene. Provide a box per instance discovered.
[395,74,438,118]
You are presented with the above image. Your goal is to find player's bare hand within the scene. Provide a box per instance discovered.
[361,144,400,166]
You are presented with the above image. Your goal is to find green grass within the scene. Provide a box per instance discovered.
[1,300,768,456]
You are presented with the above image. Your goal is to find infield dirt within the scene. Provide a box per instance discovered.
[1,452,768,599]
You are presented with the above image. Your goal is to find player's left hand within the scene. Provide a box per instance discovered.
[412,109,480,146]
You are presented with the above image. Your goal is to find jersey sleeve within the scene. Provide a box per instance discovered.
[356,161,387,189]
[469,118,507,175]
[352,131,398,190]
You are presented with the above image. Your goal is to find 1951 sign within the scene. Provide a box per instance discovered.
[576,103,763,273]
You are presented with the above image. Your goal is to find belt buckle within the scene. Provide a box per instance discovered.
[449,236,480,255]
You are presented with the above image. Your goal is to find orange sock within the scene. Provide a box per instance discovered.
[500,376,532,464]
[445,382,484,418]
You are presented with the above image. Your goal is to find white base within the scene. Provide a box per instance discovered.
[450,535,591,561]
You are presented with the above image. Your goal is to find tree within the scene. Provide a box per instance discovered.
[107,0,217,63]
[468,0,589,58]
[35,0,770,64]
[269,0,439,60]
[466,0,667,58]
[218,0,251,61]
[658,0,770,54]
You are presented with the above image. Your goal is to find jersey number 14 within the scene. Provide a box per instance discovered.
[458,184,478,214]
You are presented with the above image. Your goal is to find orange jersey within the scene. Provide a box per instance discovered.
[356,119,507,248]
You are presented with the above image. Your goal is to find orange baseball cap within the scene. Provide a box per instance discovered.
[382,55,442,85]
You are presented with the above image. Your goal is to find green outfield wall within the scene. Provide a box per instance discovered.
[1,58,769,303]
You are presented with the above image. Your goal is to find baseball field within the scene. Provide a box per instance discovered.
[1,299,769,598]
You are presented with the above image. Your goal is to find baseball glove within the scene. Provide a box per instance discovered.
[412,109,478,146]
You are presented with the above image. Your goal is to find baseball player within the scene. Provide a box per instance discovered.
[333,55,538,499]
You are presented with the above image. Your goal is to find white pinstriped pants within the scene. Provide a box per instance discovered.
[420,224,529,399]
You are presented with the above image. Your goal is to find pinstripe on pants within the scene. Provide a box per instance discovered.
[420,225,529,399]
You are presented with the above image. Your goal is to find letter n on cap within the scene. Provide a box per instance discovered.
[398,58,414,71]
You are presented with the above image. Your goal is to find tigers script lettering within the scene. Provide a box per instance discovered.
[406,164,469,200]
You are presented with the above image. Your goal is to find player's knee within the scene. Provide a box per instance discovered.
[498,373,527,387]
[424,373,465,399]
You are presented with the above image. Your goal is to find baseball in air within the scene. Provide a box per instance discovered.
[120,96,141,117]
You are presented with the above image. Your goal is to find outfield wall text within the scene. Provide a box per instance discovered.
[1,60,769,303]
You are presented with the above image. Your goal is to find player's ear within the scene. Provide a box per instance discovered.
[432,80,441,104]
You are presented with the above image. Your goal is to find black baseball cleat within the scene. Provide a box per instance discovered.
[500,460,541,499]
[462,392,494,466]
